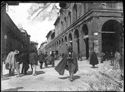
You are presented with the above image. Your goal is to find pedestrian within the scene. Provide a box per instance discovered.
[55,43,78,81]
[44,52,48,68]
[114,50,121,70]
[89,49,99,68]
[1,53,6,76]
[21,52,29,75]
[100,52,105,63]
[104,51,108,61]
[55,50,58,60]
[51,51,55,67]
[29,49,38,76]
[110,51,114,66]
[5,50,19,76]
[119,53,124,80]
[15,51,23,77]
[39,52,45,69]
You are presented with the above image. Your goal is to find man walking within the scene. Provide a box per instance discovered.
[39,52,45,69]
[29,49,38,76]
[21,52,29,75]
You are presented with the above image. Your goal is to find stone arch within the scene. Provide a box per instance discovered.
[78,4,82,17]
[82,24,89,59]
[68,33,72,41]
[57,41,59,47]
[61,21,64,31]
[59,39,61,45]
[65,36,67,42]
[61,37,64,44]
[68,12,71,26]
[68,32,73,47]
[101,19,123,54]
[73,4,77,22]
[64,17,67,29]
[74,29,80,54]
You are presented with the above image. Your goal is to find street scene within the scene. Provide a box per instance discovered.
[1,1,124,91]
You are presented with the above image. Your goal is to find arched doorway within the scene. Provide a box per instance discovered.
[68,33,73,47]
[73,4,77,22]
[61,38,64,44]
[74,29,80,54]
[65,36,67,42]
[68,12,71,26]
[82,24,89,59]
[101,20,123,54]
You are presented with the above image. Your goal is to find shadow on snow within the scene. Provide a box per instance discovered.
[2,87,23,91]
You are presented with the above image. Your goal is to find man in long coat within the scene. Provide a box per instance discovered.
[55,44,78,81]
[21,52,29,75]
[29,49,38,76]
[39,52,45,69]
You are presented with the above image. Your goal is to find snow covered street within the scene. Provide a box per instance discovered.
[1,59,124,91]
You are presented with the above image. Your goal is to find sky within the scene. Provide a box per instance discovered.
[7,3,59,48]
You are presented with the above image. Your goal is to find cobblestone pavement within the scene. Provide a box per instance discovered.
[1,59,124,91]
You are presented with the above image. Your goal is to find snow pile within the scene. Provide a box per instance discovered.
[99,61,122,81]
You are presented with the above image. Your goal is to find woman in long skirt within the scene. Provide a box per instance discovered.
[55,43,78,81]
[90,49,99,68]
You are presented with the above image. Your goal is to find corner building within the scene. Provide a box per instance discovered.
[45,2,124,59]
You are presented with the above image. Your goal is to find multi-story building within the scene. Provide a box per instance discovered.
[45,29,56,54]
[44,2,123,59]
[1,1,30,75]
[46,29,55,43]
[38,41,47,54]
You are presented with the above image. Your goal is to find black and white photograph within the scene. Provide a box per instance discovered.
[1,1,124,91]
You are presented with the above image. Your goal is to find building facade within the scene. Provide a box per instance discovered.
[38,41,47,54]
[44,2,123,59]
[1,2,30,59]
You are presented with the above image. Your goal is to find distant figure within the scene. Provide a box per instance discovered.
[114,50,121,69]
[45,51,55,67]
[1,53,7,76]
[5,50,19,76]
[29,50,38,76]
[90,50,99,68]
[119,52,124,80]
[55,43,78,81]
[110,51,114,66]
[100,52,105,63]
[21,52,29,75]
[55,50,59,60]
[15,52,23,77]
[39,52,45,69]
[51,51,55,67]
[104,51,108,61]
[44,52,48,67]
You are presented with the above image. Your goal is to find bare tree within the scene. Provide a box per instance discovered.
[27,3,60,22]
